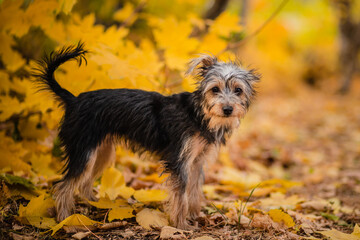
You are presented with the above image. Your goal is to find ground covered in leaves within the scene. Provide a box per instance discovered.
[1,82,359,240]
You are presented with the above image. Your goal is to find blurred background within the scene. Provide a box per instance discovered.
[0,0,360,236]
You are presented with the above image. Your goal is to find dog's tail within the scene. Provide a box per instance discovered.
[33,42,88,106]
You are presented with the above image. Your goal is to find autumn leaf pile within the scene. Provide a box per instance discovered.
[1,0,360,239]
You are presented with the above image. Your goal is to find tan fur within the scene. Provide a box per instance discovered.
[166,176,189,229]
[79,139,116,200]
[168,134,219,229]
[55,138,116,222]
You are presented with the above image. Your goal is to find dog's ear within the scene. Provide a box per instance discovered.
[185,54,217,78]
[245,68,261,86]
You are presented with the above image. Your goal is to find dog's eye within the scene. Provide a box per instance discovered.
[235,87,243,95]
[211,87,220,93]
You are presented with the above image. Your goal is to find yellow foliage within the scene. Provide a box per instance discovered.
[50,214,100,235]
[134,189,168,202]
[0,134,31,173]
[138,173,168,183]
[136,208,168,230]
[108,207,134,222]
[99,167,125,200]
[0,96,25,122]
[114,2,138,26]
[268,209,295,228]
[209,11,242,37]
[319,224,360,240]
[57,0,77,14]
[0,32,26,71]
[18,194,54,218]
[89,197,128,209]
[18,194,56,229]
[153,16,199,70]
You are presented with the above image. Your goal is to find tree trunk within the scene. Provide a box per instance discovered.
[336,0,360,93]
[204,0,229,20]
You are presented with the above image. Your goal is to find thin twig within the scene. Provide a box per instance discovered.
[119,0,147,28]
[226,0,290,51]
[76,215,103,240]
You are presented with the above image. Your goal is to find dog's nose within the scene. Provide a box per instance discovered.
[222,106,233,116]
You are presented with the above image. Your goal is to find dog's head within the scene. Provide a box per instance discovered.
[186,54,259,131]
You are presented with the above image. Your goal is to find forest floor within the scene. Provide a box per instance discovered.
[1,82,360,240]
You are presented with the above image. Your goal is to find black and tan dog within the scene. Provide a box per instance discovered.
[34,43,259,229]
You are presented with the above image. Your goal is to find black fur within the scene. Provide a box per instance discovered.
[33,44,219,182]
[32,42,87,106]
[33,43,258,227]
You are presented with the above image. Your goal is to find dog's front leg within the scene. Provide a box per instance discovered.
[186,159,204,221]
[166,174,191,230]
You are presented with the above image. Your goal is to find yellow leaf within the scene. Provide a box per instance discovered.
[50,214,100,235]
[136,208,168,230]
[0,144,31,173]
[26,216,57,229]
[18,116,49,140]
[153,16,199,70]
[198,32,227,55]
[182,75,197,92]
[58,0,77,14]
[108,207,134,222]
[354,225,360,237]
[0,71,11,92]
[319,225,360,240]
[18,194,56,229]
[29,154,57,177]
[209,11,242,37]
[219,167,260,189]
[114,2,138,26]
[0,31,25,71]
[268,209,295,228]
[256,192,304,211]
[18,194,54,218]
[118,185,135,200]
[138,173,168,184]
[88,197,128,209]
[134,189,168,202]
[99,167,125,200]
[0,96,25,121]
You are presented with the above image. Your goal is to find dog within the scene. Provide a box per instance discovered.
[33,42,259,229]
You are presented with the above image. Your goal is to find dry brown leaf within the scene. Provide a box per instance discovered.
[160,226,187,239]
[250,213,285,232]
[71,231,91,240]
[193,236,216,240]
[136,208,169,230]
[9,233,34,240]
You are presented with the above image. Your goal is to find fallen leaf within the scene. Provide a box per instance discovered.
[134,189,168,202]
[136,208,168,230]
[160,226,186,239]
[250,213,284,231]
[72,231,91,240]
[50,214,100,236]
[193,237,216,240]
[99,167,125,200]
[108,207,134,222]
[318,224,360,240]
[119,185,135,199]
[268,209,295,228]
[88,197,128,209]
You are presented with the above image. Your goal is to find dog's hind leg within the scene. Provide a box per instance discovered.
[78,138,116,201]
[54,149,97,221]
[166,174,190,230]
